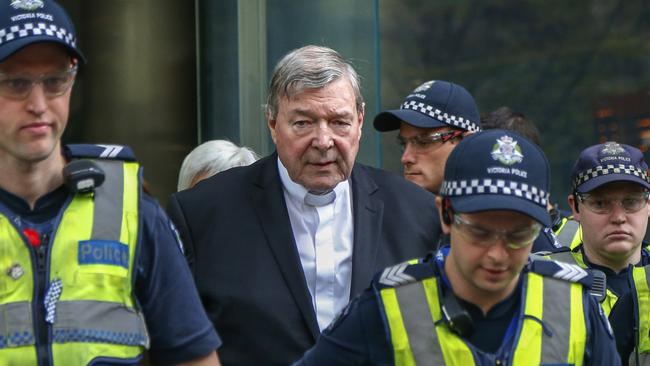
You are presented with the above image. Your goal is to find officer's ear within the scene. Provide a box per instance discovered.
[568,193,580,222]
[436,196,452,234]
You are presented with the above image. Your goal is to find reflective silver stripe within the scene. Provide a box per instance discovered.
[394,282,445,365]
[0,301,35,348]
[91,160,124,241]
[645,264,650,293]
[556,219,579,247]
[633,353,650,366]
[637,268,650,365]
[52,300,149,348]
[549,250,578,265]
[540,278,572,363]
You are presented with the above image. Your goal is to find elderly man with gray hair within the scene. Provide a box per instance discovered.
[167,45,441,365]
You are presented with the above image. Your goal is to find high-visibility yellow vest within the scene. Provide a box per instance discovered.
[554,217,582,250]
[380,269,587,365]
[632,265,650,366]
[547,249,618,316]
[0,159,149,366]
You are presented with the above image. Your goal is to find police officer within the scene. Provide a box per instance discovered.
[294,130,619,365]
[480,106,572,253]
[373,80,480,195]
[0,1,221,365]
[545,141,650,365]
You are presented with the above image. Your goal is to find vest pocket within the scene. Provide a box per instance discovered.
[70,270,130,303]
[73,270,128,288]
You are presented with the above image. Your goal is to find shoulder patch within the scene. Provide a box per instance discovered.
[66,144,136,161]
[528,259,607,302]
[552,261,589,282]
[373,258,436,289]
[377,262,416,287]
[529,258,587,282]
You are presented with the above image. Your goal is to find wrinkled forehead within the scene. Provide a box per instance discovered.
[285,75,349,95]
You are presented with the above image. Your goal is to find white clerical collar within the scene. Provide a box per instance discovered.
[277,157,348,205]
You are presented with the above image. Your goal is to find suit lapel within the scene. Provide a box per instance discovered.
[250,154,320,339]
[350,165,384,295]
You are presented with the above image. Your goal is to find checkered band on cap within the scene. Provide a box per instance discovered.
[572,164,650,190]
[440,178,549,206]
[0,22,76,48]
[401,100,480,132]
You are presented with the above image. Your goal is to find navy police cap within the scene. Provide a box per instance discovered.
[571,141,650,193]
[440,129,551,227]
[0,0,84,63]
[373,80,481,133]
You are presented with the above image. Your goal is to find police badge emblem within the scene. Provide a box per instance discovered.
[10,0,44,11]
[6,263,24,280]
[491,135,524,165]
[600,141,625,155]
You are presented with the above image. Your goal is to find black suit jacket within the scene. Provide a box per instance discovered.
[167,153,441,365]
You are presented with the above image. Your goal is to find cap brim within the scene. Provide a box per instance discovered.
[0,38,86,64]
[373,109,448,132]
[576,174,650,193]
[449,194,551,227]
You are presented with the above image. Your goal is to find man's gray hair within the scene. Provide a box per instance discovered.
[264,45,364,120]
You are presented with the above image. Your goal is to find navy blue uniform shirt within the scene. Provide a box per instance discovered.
[0,185,221,365]
[294,254,620,366]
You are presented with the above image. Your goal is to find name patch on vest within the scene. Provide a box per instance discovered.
[78,240,129,268]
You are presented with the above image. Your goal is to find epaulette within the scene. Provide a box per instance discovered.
[528,259,607,302]
[65,144,136,161]
[372,257,437,290]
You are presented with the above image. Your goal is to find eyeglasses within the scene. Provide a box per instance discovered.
[0,66,78,100]
[452,214,542,250]
[577,191,650,214]
[397,130,463,152]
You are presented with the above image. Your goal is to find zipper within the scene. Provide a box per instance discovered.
[35,231,50,366]
[17,196,71,366]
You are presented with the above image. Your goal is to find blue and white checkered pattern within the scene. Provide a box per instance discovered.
[572,164,650,190]
[44,278,63,324]
[401,100,480,132]
[54,328,148,346]
[0,22,76,48]
[440,178,549,206]
[0,331,35,348]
